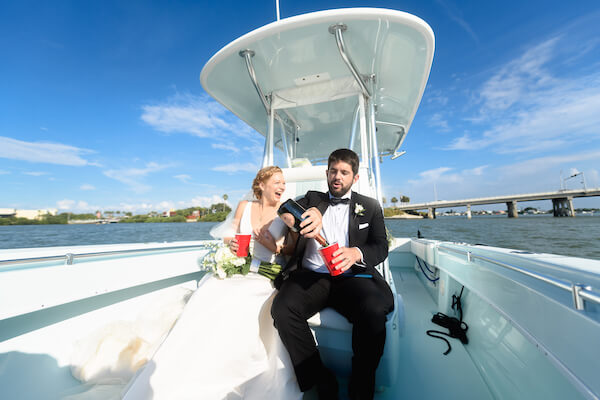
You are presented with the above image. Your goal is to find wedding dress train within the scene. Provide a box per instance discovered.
[123,202,302,399]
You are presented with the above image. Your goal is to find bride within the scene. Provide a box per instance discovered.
[123,166,302,400]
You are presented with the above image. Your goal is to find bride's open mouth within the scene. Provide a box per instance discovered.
[274,190,283,200]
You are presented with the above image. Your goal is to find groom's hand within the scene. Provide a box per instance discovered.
[299,207,322,238]
[332,247,362,273]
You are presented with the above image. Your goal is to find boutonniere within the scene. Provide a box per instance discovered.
[354,203,365,217]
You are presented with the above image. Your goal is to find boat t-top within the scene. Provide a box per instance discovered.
[1,7,599,400]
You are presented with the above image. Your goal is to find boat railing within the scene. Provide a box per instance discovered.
[0,243,213,267]
[437,245,600,310]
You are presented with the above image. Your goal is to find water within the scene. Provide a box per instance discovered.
[0,222,218,249]
[386,214,600,260]
[0,215,598,260]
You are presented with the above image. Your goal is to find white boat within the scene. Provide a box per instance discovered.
[2,7,599,400]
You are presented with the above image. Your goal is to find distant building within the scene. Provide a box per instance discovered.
[163,209,177,217]
[0,208,17,218]
[0,208,58,220]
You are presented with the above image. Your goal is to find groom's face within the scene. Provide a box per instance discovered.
[327,160,359,198]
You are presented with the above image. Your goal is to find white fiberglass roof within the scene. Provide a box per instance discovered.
[200,8,434,161]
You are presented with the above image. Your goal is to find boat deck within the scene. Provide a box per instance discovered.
[305,266,492,399]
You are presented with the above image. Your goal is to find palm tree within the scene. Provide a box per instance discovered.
[222,194,228,212]
[391,197,398,207]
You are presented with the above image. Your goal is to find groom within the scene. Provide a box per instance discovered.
[272,148,394,400]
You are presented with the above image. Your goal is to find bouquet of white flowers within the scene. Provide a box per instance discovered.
[200,242,282,281]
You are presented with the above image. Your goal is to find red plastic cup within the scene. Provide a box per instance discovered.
[319,242,343,276]
[235,234,251,257]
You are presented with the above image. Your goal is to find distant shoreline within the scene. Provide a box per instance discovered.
[385,214,424,219]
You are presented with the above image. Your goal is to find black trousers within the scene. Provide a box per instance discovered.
[271,269,394,398]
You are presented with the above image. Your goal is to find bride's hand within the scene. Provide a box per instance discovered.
[254,227,273,245]
[228,238,239,255]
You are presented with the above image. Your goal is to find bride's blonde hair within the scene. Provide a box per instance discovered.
[252,166,283,200]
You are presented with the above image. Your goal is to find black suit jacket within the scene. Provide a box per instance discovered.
[277,191,392,301]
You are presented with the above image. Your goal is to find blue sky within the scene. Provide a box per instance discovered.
[1,0,599,214]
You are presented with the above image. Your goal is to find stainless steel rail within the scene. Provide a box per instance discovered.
[438,245,600,310]
[239,49,271,115]
[329,24,371,99]
[0,244,210,267]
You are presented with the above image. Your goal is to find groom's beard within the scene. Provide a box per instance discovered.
[328,180,352,198]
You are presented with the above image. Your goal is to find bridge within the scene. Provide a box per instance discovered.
[394,188,600,219]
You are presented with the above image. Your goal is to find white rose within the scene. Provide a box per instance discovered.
[215,247,231,263]
[216,266,227,279]
[232,256,247,267]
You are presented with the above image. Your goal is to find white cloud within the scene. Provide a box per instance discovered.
[463,165,488,176]
[0,136,94,166]
[448,35,600,154]
[436,0,479,43]
[174,174,191,183]
[157,201,175,210]
[80,184,96,190]
[212,162,259,174]
[191,195,228,208]
[401,151,598,202]
[418,167,453,182]
[427,113,450,131]
[479,38,558,112]
[57,199,98,212]
[403,164,498,202]
[212,142,240,152]
[498,150,600,177]
[0,170,9,175]
[57,199,75,210]
[23,171,49,176]
[103,161,170,193]
[141,93,254,139]
[426,90,449,106]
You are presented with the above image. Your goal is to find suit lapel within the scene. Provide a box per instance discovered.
[316,192,330,217]
[348,192,359,246]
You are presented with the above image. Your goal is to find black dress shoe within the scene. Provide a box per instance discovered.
[348,381,373,400]
[316,367,338,400]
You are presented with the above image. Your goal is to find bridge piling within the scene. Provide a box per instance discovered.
[552,197,575,217]
[507,201,518,218]
[392,188,599,217]
[466,204,472,219]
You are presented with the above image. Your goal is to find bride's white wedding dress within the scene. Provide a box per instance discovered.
[123,201,302,400]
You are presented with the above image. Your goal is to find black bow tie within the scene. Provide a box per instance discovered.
[329,197,350,206]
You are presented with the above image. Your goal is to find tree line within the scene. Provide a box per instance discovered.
[0,202,232,225]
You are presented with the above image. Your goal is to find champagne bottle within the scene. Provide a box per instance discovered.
[278,199,329,247]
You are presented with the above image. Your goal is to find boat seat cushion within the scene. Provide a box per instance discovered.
[307,292,404,333]
[308,307,352,331]
[307,291,404,387]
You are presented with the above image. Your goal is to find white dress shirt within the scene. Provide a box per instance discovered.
[302,191,363,274]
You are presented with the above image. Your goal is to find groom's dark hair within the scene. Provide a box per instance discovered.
[328,148,359,176]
